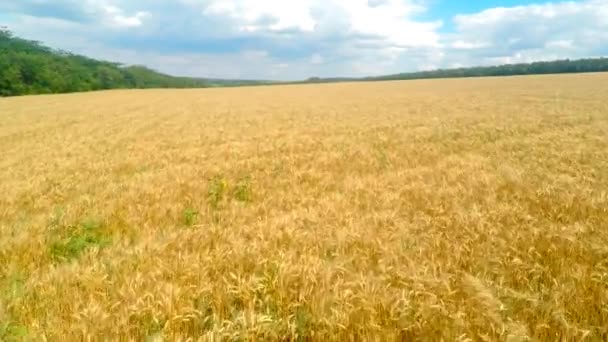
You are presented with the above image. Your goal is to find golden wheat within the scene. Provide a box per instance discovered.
[1,73,607,340]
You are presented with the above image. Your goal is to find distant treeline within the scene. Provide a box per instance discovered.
[300,58,608,84]
[303,58,608,84]
[302,58,608,84]
[364,58,608,81]
[0,30,266,96]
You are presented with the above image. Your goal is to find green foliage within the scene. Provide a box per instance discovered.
[208,175,228,209]
[0,271,27,341]
[183,208,199,226]
[0,322,28,341]
[80,217,104,231]
[373,143,391,169]
[0,30,210,96]
[1,272,25,302]
[128,311,165,338]
[49,218,110,261]
[233,176,253,203]
[293,306,314,339]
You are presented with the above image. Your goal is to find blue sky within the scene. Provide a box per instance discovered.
[428,0,540,16]
[1,0,606,80]
[424,0,544,30]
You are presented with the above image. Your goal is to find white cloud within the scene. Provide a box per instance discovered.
[204,0,317,32]
[204,0,441,47]
[242,50,270,59]
[545,40,574,49]
[2,0,608,80]
[333,0,441,47]
[451,40,488,50]
[102,5,149,27]
[310,53,324,64]
[451,0,608,56]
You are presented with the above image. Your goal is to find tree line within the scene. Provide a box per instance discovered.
[0,30,263,97]
[364,58,608,81]
[303,58,608,83]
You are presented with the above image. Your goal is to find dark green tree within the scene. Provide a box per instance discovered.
[0,29,217,96]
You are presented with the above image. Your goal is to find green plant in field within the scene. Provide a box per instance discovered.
[0,322,28,341]
[0,272,27,340]
[1,272,25,299]
[373,141,391,169]
[183,208,199,226]
[80,217,103,231]
[128,311,165,339]
[293,306,314,339]
[233,176,253,203]
[208,175,228,209]
[49,217,110,261]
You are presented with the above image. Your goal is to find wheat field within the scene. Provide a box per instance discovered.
[1,73,607,340]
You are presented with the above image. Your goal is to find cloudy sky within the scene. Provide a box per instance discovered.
[1,0,607,80]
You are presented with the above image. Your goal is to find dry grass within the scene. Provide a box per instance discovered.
[1,73,607,340]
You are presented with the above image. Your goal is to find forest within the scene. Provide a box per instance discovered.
[0,30,265,96]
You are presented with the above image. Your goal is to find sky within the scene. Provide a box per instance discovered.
[1,0,607,80]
